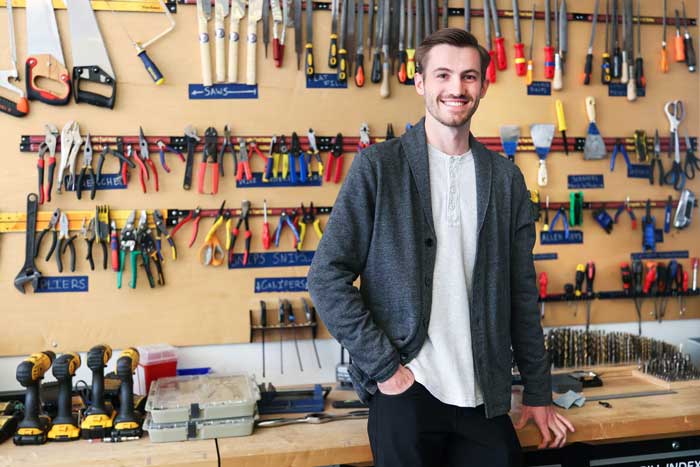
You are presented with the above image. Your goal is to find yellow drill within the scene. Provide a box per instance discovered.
[13,350,55,445]
[47,352,81,441]
[81,344,115,439]
[111,348,142,441]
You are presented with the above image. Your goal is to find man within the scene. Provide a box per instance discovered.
[308,28,574,466]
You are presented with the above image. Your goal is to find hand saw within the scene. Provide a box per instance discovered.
[0,0,29,116]
[66,0,117,108]
[25,0,71,105]
[214,0,229,82]
[197,0,213,86]
[246,0,264,84]
[228,0,245,82]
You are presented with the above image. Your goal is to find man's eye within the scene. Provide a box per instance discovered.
[437,73,448,79]
[464,75,476,81]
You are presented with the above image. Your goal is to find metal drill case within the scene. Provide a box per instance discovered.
[145,374,259,424]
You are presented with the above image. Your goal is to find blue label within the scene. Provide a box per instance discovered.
[533,253,558,261]
[608,83,646,97]
[631,250,689,260]
[63,173,126,191]
[540,230,583,245]
[236,172,322,188]
[401,78,415,86]
[36,276,89,293]
[229,251,315,269]
[527,81,551,96]
[567,174,604,189]
[188,83,258,99]
[655,228,664,243]
[627,164,651,179]
[306,73,349,89]
[254,277,309,293]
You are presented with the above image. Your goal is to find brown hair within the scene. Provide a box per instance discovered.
[415,28,491,80]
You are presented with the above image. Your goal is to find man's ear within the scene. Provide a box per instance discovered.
[479,78,490,98]
[414,72,425,96]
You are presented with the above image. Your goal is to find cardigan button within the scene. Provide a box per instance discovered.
[424,277,431,287]
[424,238,434,247]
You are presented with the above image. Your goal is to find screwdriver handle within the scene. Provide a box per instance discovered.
[601,52,612,83]
[526,59,533,85]
[582,52,593,84]
[137,49,165,85]
[538,272,548,299]
[620,51,629,83]
[660,47,669,73]
[626,64,637,101]
[406,48,416,79]
[328,34,338,68]
[684,33,696,71]
[337,48,348,83]
[514,42,526,76]
[635,57,646,87]
[111,233,120,272]
[544,46,555,78]
[262,221,271,250]
[487,50,497,83]
[398,50,408,83]
[675,31,685,61]
[555,99,567,132]
[355,52,365,87]
[495,37,507,70]
[552,54,563,90]
[371,50,382,83]
[305,43,315,77]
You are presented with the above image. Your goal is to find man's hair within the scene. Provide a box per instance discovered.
[415,28,491,80]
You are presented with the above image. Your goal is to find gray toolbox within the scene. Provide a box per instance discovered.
[144,413,255,442]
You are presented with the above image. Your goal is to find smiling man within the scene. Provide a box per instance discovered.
[308,28,574,467]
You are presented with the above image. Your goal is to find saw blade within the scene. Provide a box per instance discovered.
[26,0,65,63]
[65,0,115,78]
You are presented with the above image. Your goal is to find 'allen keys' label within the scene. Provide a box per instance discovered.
[540,230,583,245]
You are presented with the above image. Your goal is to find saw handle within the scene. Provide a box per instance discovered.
[137,49,164,85]
[246,28,258,85]
[72,66,116,109]
[0,95,28,117]
[25,54,71,106]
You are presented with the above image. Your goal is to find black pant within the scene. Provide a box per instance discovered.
[367,382,522,467]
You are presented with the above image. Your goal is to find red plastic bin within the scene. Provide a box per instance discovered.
[137,344,178,395]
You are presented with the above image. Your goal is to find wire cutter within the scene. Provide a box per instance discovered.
[96,141,134,185]
[275,210,300,248]
[549,207,570,240]
[248,140,269,182]
[682,130,700,179]
[118,210,138,289]
[236,138,253,181]
[56,212,77,273]
[297,203,323,251]
[230,200,252,266]
[77,134,97,200]
[138,127,159,192]
[609,138,630,172]
[217,124,236,177]
[279,136,290,180]
[198,127,219,194]
[271,136,283,179]
[663,100,686,191]
[95,205,110,270]
[137,211,163,286]
[171,207,203,248]
[325,133,344,184]
[306,129,324,177]
[650,130,665,186]
[37,124,58,204]
[35,208,60,260]
[81,217,96,271]
[289,132,307,184]
[613,197,637,229]
[156,140,185,174]
[153,210,177,260]
[57,121,82,194]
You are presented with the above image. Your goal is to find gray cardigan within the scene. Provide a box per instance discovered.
[307,119,552,418]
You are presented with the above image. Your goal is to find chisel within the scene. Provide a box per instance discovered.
[513,0,526,76]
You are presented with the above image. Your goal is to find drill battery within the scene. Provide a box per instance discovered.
[0,401,22,444]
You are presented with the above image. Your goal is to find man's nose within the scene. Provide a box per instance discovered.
[447,76,463,95]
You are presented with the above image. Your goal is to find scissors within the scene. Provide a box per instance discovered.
[663,100,686,191]
[199,233,225,266]
[682,129,700,180]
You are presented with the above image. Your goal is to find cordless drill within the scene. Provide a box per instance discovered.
[47,352,81,441]
[111,348,142,441]
[81,344,115,439]
[14,350,55,445]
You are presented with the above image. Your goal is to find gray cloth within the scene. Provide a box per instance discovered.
[307,118,552,419]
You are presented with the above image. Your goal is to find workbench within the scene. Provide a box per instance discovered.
[1,366,698,467]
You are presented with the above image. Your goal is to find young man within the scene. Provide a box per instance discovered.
[308,28,574,466]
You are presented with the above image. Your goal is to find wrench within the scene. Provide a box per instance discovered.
[15,193,42,293]
[183,125,200,190]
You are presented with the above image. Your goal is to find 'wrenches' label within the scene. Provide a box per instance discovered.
[568,174,604,189]
[236,172,322,188]
[63,173,126,191]
[608,82,646,98]
[631,250,689,261]
[627,164,652,179]
[533,253,558,261]
[306,73,349,89]
[229,251,315,269]
[540,230,583,245]
[527,81,551,96]
[188,83,258,100]
[36,276,88,293]
[254,277,308,293]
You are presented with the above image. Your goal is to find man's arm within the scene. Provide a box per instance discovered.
[307,153,400,384]
[509,169,552,406]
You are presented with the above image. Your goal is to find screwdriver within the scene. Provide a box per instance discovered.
[674,9,685,62]
[260,301,267,378]
[538,272,548,318]
[681,1,696,72]
[601,0,611,84]
[555,99,569,155]
[642,262,657,294]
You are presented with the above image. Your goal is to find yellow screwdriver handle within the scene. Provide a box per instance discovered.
[555,99,567,132]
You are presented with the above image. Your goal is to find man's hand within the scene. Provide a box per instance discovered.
[377,365,415,395]
[514,404,575,449]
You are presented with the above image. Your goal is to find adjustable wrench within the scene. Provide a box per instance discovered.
[15,193,42,293]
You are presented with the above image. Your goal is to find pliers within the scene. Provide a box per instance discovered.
[138,127,159,192]
[96,140,133,185]
[270,136,282,179]
[81,217,96,271]
[274,210,300,248]
[289,132,307,184]
[95,205,111,270]
[77,134,96,200]
[613,197,637,229]
[682,130,700,180]
[57,121,82,194]
[248,140,269,182]
[325,133,344,184]
[56,212,77,273]
[198,127,219,194]
[35,208,60,260]
[156,140,185,174]
[37,124,58,204]
[306,129,324,177]
[649,130,665,186]
[171,207,203,248]
[118,210,138,289]
[609,138,630,172]
[549,207,570,240]
[297,202,323,251]
[236,138,252,181]
[217,124,236,177]
[230,200,252,266]
[153,210,177,260]
[279,136,289,180]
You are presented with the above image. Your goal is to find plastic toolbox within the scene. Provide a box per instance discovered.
[146,374,259,424]
[144,413,255,443]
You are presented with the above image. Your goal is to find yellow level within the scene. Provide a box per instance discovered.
[0,210,165,233]
[0,0,170,13]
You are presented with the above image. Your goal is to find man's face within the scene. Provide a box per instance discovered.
[414,44,489,129]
